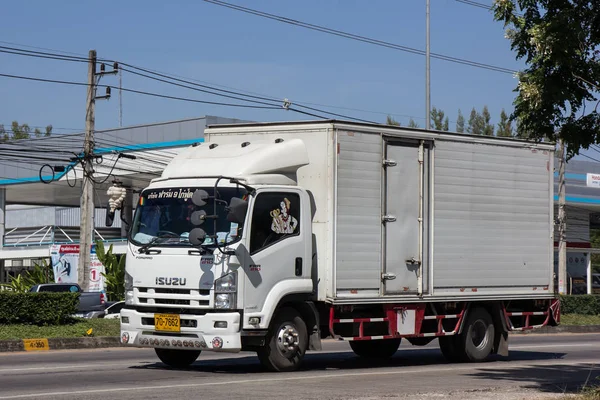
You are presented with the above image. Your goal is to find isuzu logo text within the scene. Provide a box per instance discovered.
[155,277,187,286]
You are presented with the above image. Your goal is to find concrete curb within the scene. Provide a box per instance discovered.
[1,325,599,352]
[0,337,123,353]
[510,324,600,335]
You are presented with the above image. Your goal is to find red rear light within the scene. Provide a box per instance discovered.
[100,293,106,304]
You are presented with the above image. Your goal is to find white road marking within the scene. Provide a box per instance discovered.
[0,342,597,374]
[0,358,597,399]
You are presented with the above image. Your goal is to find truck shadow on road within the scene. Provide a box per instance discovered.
[467,362,600,394]
[129,348,567,375]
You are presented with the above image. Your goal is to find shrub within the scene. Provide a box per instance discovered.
[0,292,79,325]
[559,295,600,315]
[96,240,125,302]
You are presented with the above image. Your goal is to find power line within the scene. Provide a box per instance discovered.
[455,0,492,11]
[0,72,282,110]
[454,0,524,17]
[2,42,425,124]
[120,67,281,108]
[0,47,88,63]
[202,0,517,75]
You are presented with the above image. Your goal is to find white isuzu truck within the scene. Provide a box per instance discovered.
[111,120,559,372]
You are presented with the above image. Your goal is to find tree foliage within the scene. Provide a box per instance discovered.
[430,107,447,131]
[493,0,600,157]
[408,118,420,128]
[386,115,401,126]
[497,109,514,137]
[482,105,494,136]
[456,109,465,133]
[96,241,125,301]
[0,121,52,142]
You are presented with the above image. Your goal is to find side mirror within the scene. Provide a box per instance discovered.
[191,210,207,226]
[192,189,210,207]
[226,197,248,224]
[189,228,207,246]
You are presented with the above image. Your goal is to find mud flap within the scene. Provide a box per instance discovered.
[494,330,509,357]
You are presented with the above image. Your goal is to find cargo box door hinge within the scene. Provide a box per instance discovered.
[383,159,397,167]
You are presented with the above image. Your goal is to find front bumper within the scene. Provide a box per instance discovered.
[120,308,242,352]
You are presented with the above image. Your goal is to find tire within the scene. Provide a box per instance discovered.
[349,338,401,359]
[257,307,308,372]
[155,348,201,368]
[449,307,495,363]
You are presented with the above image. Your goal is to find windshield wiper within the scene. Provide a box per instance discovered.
[137,235,172,254]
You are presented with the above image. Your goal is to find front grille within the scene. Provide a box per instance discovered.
[155,299,191,306]
[135,287,211,309]
[155,288,190,295]
[134,306,209,315]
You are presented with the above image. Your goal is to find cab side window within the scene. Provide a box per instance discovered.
[250,193,300,254]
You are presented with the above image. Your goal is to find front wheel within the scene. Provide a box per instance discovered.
[257,307,308,372]
[350,338,401,359]
[155,348,201,368]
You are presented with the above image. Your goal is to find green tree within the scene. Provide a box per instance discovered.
[456,109,465,133]
[494,0,600,157]
[497,109,513,137]
[442,117,449,132]
[0,125,8,142]
[386,115,400,126]
[11,121,30,140]
[482,106,494,136]
[430,107,446,130]
[0,121,52,141]
[468,108,484,135]
[408,118,419,128]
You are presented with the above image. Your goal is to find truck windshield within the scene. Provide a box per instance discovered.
[130,186,247,247]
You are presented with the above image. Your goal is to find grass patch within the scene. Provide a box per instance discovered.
[0,318,120,340]
[561,314,600,326]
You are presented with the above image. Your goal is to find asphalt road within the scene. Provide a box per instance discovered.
[0,334,599,400]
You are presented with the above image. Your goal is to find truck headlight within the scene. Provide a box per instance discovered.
[125,290,134,305]
[215,293,236,309]
[214,272,236,292]
[214,272,237,309]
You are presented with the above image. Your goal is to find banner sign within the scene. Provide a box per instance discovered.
[49,244,106,292]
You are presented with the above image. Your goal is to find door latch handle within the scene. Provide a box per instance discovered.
[382,273,396,281]
[382,215,396,223]
[405,257,422,265]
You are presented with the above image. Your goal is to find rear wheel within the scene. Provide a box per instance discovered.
[460,308,495,362]
[350,338,401,359]
[257,307,308,372]
[440,308,495,363]
[155,348,201,368]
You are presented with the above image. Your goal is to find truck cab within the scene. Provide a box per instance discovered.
[117,138,316,371]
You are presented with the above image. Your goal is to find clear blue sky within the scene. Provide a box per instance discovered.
[0,0,528,134]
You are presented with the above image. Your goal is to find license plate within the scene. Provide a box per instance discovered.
[154,314,180,332]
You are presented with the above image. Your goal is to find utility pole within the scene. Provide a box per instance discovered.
[78,50,97,291]
[558,138,567,295]
[425,0,431,130]
[78,51,117,292]
[119,68,123,127]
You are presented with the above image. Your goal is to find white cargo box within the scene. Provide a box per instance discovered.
[203,121,555,303]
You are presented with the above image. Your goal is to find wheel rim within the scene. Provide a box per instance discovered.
[470,319,489,350]
[276,323,300,356]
